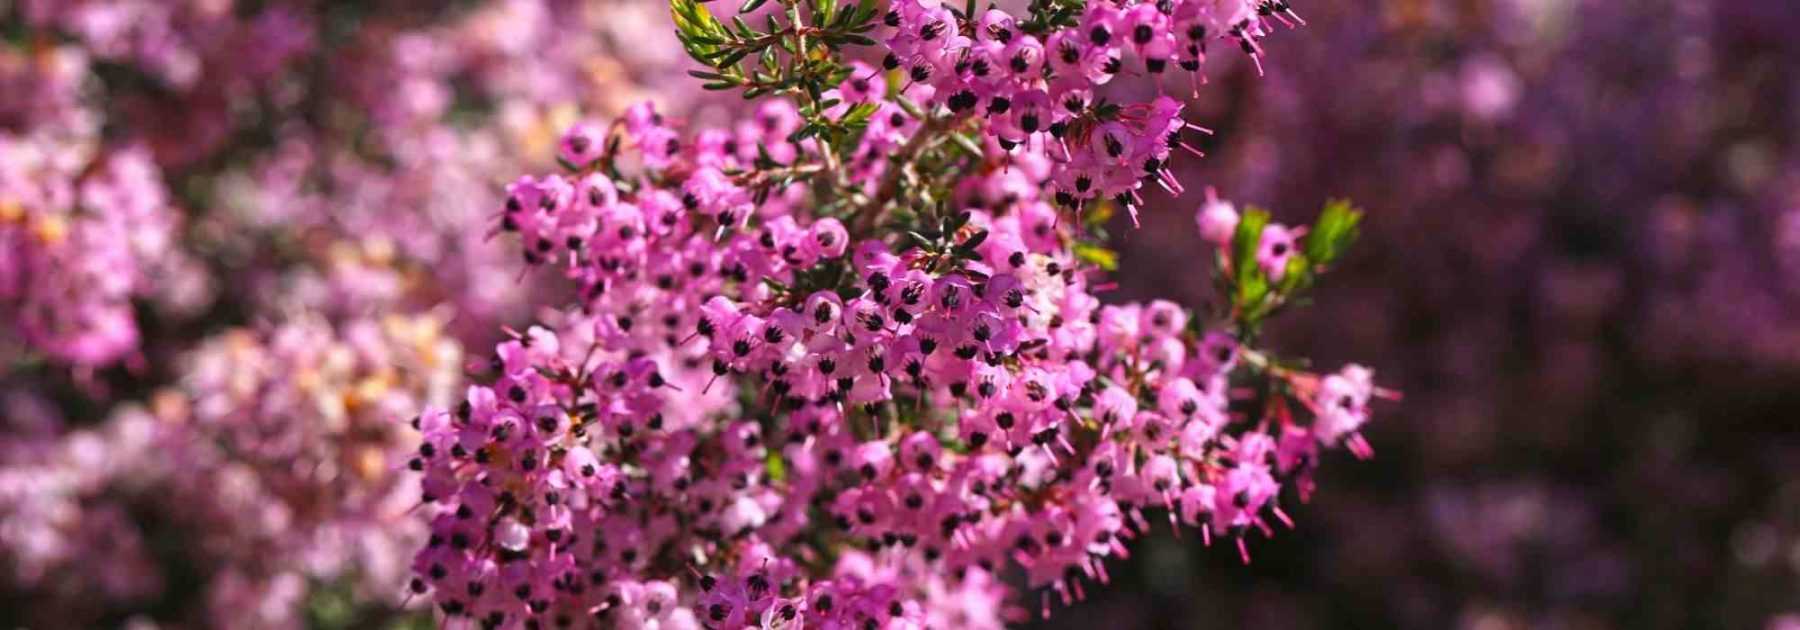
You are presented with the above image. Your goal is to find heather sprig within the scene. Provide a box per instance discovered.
[1211,196,1363,337]
[404,1,1390,628]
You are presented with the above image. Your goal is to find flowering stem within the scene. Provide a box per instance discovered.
[848,111,959,236]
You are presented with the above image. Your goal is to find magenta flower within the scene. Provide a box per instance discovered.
[1255,222,1298,281]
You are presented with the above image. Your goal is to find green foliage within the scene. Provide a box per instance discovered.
[1231,206,1274,316]
[897,209,991,272]
[670,0,904,227]
[1303,199,1363,268]
[670,0,730,67]
[1018,0,1086,36]
[764,450,787,483]
[671,0,881,95]
[303,576,433,630]
[1073,242,1119,272]
[1222,200,1364,337]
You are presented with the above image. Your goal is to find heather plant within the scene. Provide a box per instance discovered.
[1,1,690,625]
[0,0,686,376]
[0,43,194,373]
[1,313,461,628]
[404,0,1391,627]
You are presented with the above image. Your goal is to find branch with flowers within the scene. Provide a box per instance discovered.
[405,0,1391,627]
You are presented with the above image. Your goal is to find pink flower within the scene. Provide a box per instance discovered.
[1196,188,1240,245]
[558,120,607,167]
[1256,222,1298,281]
[1313,364,1376,446]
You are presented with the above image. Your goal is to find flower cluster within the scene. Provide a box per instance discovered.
[0,313,461,628]
[0,398,164,608]
[407,62,1387,624]
[0,0,705,623]
[15,0,317,169]
[0,133,184,369]
[17,0,312,89]
[879,0,1302,218]
[0,7,292,371]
